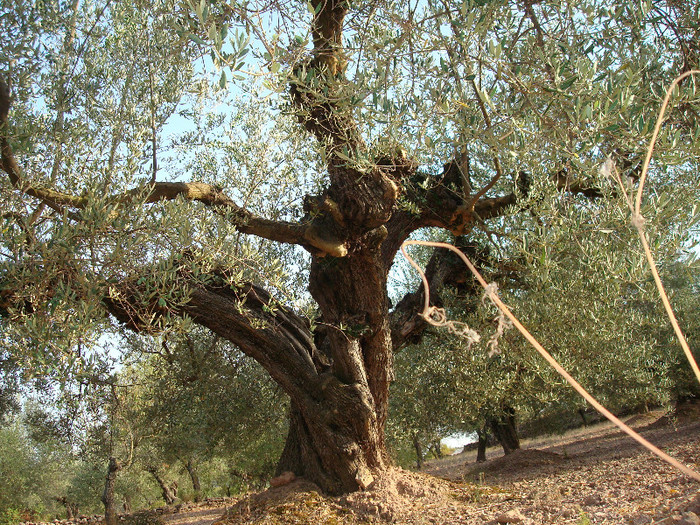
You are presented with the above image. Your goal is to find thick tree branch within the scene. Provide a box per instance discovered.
[389,239,525,350]
[552,169,606,198]
[140,182,348,256]
[390,241,487,350]
[382,164,521,269]
[382,160,609,270]
[293,0,353,148]
[100,270,322,397]
[288,1,401,234]
[0,256,325,405]
[290,0,360,167]
[385,163,608,348]
[0,78,346,257]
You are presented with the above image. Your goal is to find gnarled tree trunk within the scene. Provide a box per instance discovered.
[146,466,178,505]
[184,459,201,500]
[0,0,532,498]
[277,248,393,493]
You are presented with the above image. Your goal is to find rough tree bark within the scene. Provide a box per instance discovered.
[102,457,121,525]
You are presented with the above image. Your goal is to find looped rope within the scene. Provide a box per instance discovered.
[423,306,481,348]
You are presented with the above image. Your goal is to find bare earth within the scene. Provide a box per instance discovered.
[421,403,700,524]
[161,404,700,524]
[161,506,230,525]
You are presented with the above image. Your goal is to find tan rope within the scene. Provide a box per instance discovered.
[630,70,700,385]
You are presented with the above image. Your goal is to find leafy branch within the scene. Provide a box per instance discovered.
[0,77,346,257]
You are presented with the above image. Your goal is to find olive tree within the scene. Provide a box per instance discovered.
[1,0,698,494]
[120,329,287,498]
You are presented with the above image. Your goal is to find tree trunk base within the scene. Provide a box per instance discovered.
[276,382,385,495]
[489,407,520,455]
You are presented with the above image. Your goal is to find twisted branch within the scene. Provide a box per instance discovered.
[0,77,346,257]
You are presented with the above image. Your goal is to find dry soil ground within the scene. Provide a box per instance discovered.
[158,404,700,524]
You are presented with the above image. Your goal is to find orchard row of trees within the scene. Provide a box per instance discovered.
[0,0,698,511]
[0,331,286,522]
[390,238,700,467]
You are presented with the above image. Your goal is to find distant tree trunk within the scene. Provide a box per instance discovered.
[412,434,424,469]
[429,440,443,459]
[147,466,178,505]
[185,459,202,501]
[54,497,79,520]
[102,457,122,525]
[578,408,588,427]
[488,406,520,455]
[476,428,488,463]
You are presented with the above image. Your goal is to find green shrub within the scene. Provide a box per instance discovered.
[0,508,22,525]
